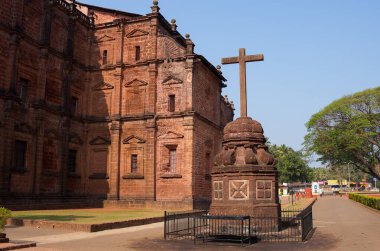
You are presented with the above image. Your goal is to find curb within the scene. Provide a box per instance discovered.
[7,216,164,233]
[0,241,36,251]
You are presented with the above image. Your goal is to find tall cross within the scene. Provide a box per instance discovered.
[221,48,264,117]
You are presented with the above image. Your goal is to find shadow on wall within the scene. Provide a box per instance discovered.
[82,36,113,199]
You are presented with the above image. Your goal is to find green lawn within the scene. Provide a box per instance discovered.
[12,208,164,224]
[12,199,316,224]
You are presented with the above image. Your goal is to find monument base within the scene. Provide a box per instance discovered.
[210,203,281,231]
[209,167,281,230]
[209,165,280,216]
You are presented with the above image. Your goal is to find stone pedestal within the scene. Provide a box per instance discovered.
[209,117,280,223]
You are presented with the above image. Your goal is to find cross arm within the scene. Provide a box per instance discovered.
[221,54,264,65]
[221,57,239,65]
[245,54,264,62]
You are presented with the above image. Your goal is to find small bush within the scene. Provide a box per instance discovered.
[349,193,380,211]
[0,207,12,232]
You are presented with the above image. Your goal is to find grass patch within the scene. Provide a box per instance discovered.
[282,198,315,211]
[11,208,164,224]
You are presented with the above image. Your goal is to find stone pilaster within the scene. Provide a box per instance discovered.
[145,118,157,201]
[59,117,70,196]
[184,56,194,112]
[31,113,45,195]
[0,112,15,196]
[147,4,159,114]
[41,0,53,47]
[8,34,20,96]
[108,121,122,200]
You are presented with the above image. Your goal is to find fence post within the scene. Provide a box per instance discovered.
[248,217,251,244]
[193,216,196,244]
[164,211,167,240]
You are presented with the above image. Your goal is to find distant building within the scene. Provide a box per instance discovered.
[0,0,234,209]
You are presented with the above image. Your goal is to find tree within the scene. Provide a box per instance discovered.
[269,144,312,183]
[304,87,380,180]
[310,165,366,183]
[311,167,330,181]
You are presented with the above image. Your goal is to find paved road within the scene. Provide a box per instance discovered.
[5,196,380,251]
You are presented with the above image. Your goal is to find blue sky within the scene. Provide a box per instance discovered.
[81,1,380,165]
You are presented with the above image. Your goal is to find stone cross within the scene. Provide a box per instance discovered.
[221,48,264,117]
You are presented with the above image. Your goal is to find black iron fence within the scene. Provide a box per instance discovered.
[193,215,251,246]
[164,206,314,243]
[164,210,207,240]
[300,204,313,240]
[254,209,303,242]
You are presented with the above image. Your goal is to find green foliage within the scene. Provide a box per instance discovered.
[311,167,330,181]
[0,207,11,232]
[269,144,312,183]
[304,87,380,180]
[312,165,367,182]
[348,193,380,211]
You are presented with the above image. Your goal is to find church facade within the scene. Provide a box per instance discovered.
[0,0,233,209]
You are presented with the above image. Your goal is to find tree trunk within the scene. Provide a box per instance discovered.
[372,164,380,181]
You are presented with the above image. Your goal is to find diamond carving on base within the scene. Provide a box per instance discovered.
[229,180,249,200]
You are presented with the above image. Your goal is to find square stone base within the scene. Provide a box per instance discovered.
[209,166,281,229]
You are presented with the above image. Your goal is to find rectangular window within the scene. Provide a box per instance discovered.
[131,154,138,173]
[102,50,108,65]
[135,46,140,61]
[19,78,29,102]
[71,96,78,115]
[169,149,176,173]
[68,149,77,173]
[14,140,27,171]
[169,95,175,112]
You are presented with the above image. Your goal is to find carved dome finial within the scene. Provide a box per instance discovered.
[213,117,275,167]
[223,117,265,143]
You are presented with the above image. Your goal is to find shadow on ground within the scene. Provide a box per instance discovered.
[126,227,339,251]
